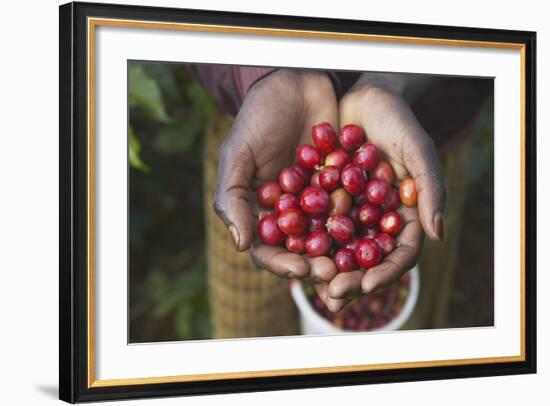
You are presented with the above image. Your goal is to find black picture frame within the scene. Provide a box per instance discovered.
[59,1,537,403]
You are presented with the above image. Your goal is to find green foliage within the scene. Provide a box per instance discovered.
[152,118,202,155]
[466,100,494,187]
[186,80,215,123]
[128,61,216,342]
[129,64,171,123]
[148,253,211,340]
[128,126,150,173]
[142,63,183,105]
[128,62,215,165]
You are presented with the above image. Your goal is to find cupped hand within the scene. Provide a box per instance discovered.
[213,69,339,286]
[327,75,446,311]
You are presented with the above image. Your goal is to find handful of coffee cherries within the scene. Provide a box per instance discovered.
[256,123,418,273]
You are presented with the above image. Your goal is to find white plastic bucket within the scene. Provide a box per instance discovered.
[290,266,420,335]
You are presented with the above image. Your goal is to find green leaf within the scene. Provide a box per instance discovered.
[129,127,151,173]
[143,63,183,105]
[186,81,215,123]
[148,252,206,316]
[129,63,171,123]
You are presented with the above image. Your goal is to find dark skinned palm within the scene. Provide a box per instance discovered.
[213,69,340,295]
[326,76,446,311]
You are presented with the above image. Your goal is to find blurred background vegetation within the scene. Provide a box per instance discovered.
[129,61,214,342]
[129,61,494,343]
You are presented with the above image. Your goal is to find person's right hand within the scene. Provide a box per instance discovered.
[213,69,341,292]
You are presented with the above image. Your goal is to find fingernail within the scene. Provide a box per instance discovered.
[285,271,296,279]
[433,212,444,241]
[228,225,240,249]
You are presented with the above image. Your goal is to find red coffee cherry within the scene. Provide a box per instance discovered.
[277,208,308,236]
[326,215,355,245]
[300,187,330,218]
[381,187,400,213]
[279,167,306,194]
[312,122,338,154]
[310,171,322,188]
[274,193,300,215]
[309,216,328,232]
[325,149,351,169]
[355,238,383,269]
[333,248,358,272]
[257,182,283,208]
[329,188,352,217]
[257,214,286,246]
[358,203,382,226]
[370,161,395,185]
[338,124,366,151]
[305,231,332,257]
[296,144,322,170]
[319,165,341,191]
[379,211,402,236]
[341,164,366,196]
[286,234,306,253]
[353,143,379,171]
[366,178,390,205]
[399,178,418,207]
[374,233,396,256]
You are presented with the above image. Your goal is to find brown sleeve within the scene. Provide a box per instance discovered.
[190,65,362,116]
[189,64,275,116]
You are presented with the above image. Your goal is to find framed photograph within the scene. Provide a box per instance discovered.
[59,1,536,403]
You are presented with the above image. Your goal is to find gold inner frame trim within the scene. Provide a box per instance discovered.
[87,17,527,388]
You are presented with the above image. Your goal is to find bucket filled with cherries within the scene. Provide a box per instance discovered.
[256,122,420,332]
[290,268,419,334]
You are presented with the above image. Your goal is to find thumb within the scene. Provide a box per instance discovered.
[403,133,447,241]
[213,135,256,251]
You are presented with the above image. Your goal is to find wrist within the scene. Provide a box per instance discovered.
[260,69,333,92]
[300,70,335,99]
[340,75,408,125]
[249,69,335,107]
[352,72,408,96]
[235,67,276,101]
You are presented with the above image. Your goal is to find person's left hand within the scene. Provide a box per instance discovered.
[325,75,446,312]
